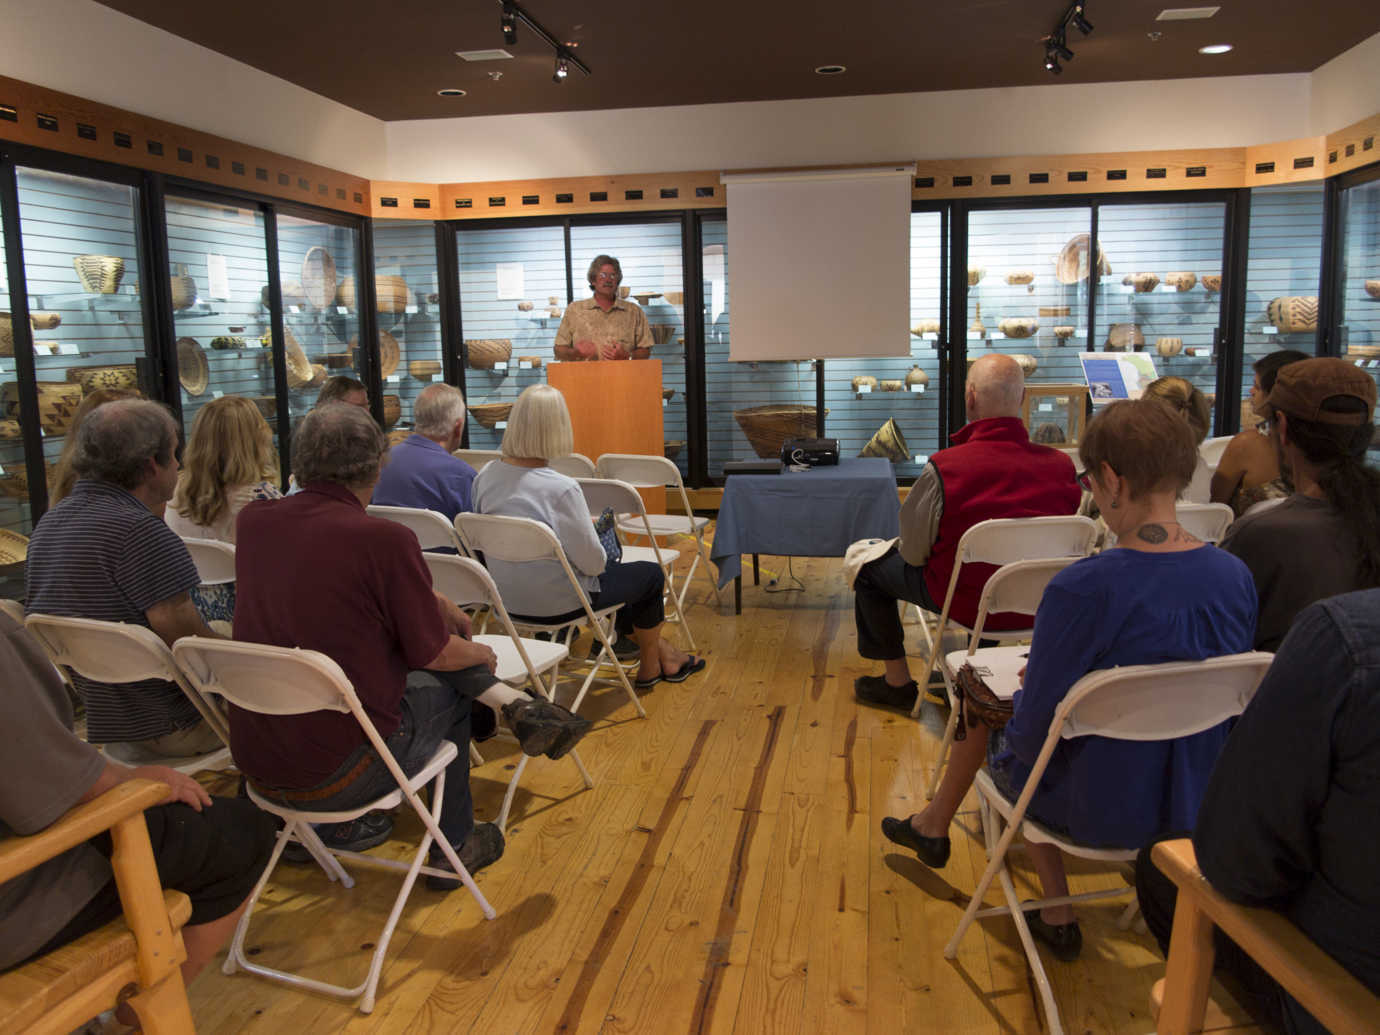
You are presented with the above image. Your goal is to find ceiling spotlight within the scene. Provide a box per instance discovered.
[553,54,569,83]
[1198,43,1233,54]
[501,1,517,45]
[1051,36,1074,61]
[1045,49,1063,74]
[1072,3,1094,34]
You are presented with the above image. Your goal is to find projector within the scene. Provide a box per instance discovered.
[781,437,839,467]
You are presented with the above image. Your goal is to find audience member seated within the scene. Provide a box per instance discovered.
[26,400,224,756]
[1211,350,1309,517]
[1136,589,1380,1034]
[371,383,477,523]
[881,398,1256,960]
[230,403,590,880]
[472,384,705,689]
[314,375,368,409]
[47,387,140,507]
[1143,376,1213,503]
[0,611,276,999]
[851,353,1081,711]
[165,395,283,624]
[1221,357,1380,651]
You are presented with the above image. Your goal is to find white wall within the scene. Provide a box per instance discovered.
[386,74,1313,183]
[1308,30,1380,137]
[0,0,388,179]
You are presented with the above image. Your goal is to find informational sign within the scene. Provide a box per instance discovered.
[1079,352,1159,405]
[495,262,525,300]
[206,253,230,300]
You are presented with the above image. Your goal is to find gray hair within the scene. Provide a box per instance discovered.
[586,254,622,291]
[71,399,178,490]
[315,375,367,408]
[501,384,574,461]
[293,402,387,489]
[413,383,467,439]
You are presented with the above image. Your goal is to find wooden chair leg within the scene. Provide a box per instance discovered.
[123,970,196,1035]
[1157,898,1217,1034]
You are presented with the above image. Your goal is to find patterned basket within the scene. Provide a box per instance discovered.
[469,402,513,429]
[998,318,1039,339]
[860,418,910,463]
[663,440,684,460]
[170,267,198,310]
[663,291,685,306]
[733,404,827,460]
[1156,337,1184,357]
[466,339,512,370]
[176,338,208,396]
[300,246,337,309]
[284,328,313,389]
[67,364,139,395]
[0,528,28,563]
[852,375,878,392]
[878,380,904,392]
[1105,323,1145,352]
[383,395,402,429]
[336,274,411,315]
[378,331,400,378]
[1366,280,1380,300]
[1124,273,1159,293]
[1055,234,1111,285]
[1038,306,1071,318]
[911,319,941,336]
[1165,272,1197,292]
[73,255,125,294]
[650,324,676,345]
[1006,271,1035,285]
[409,360,442,379]
[2,382,83,436]
[1201,275,1223,293]
[1266,296,1318,334]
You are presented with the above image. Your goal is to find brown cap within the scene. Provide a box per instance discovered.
[1265,357,1376,426]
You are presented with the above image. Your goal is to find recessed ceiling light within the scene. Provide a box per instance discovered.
[1198,43,1233,54]
[1156,6,1220,20]
[456,49,513,61]
[815,64,846,75]
[437,88,467,97]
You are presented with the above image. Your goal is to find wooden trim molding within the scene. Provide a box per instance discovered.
[1325,111,1380,178]
[436,171,724,220]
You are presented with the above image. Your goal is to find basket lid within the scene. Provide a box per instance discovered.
[0,528,28,565]
[300,246,338,309]
[176,337,208,396]
[283,328,313,388]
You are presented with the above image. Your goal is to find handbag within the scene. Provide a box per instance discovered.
[592,506,622,565]
[953,662,1014,741]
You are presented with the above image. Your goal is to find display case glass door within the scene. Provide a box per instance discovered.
[456,223,566,449]
[372,221,441,440]
[164,193,277,456]
[1333,172,1380,458]
[0,197,29,539]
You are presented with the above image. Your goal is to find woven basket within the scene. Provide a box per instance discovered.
[170,268,198,310]
[0,314,12,358]
[650,324,676,345]
[383,395,401,429]
[878,380,904,392]
[859,418,910,463]
[29,312,61,331]
[1011,354,1039,376]
[0,419,19,439]
[336,274,411,315]
[1006,271,1035,285]
[662,388,676,402]
[73,255,125,294]
[263,281,309,310]
[1346,344,1380,358]
[210,335,246,350]
[663,440,684,460]
[631,292,660,306]
[250,396,277,420]
[852,375,878,392]
[733,404,826,459]
[309,363,328,386]
[0,465,50,501]
[379,331,401,378]
[470,402,512,429]
[321,351,355,369]
[911,320,941,336]
[663,291,684,306]
[1124,273,1160,293]
[300,246,337,308]
[176,338,208,396]
[517,301,534,311]
[1366,280,1380,300]
[1201,275,1223,293]
[284,328,312,389]
[1105,323,1145,352]
[1038,306,1071,318]
[3,382,83,436]
[518,355,543,369]
[0,528,28,564]
[967,266,985,287]
[409,360,442,379]
[387,429,411,448]
[466,339,512,370]
[1165,272,1197,292]
[1266,296,1318,334]
[998,318,1039,339]
[1055,234,1111,285]
[1156,337,1184,357]
[68,364,138,395]
[1053,325,1076,340]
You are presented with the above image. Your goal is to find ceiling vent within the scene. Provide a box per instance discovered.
[455,49,514,61]
[1156,6,1220,20]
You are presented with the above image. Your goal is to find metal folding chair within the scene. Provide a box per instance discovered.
[366,504,469,554]
[549,452,596,479]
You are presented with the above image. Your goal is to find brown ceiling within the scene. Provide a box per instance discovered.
[95,1,1380,122]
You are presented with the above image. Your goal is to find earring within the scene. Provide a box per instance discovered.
[1109,498,1119,509]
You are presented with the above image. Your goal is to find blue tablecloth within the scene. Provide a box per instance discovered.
[711,457,901,587]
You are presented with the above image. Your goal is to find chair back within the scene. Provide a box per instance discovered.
[577,477,666,562]
[0,598,24,624]
[367,504,466,553]
[596,452,695,517]
[172,637,355,718]
[549,453,596,479]
[1176,502,1234,545]
[453,448,502,471]
[455,511,564,565]
[967,556,1081,640]
[956,515,1098,568]
[180,537,236,585]
[1200,435,1234,468]
[424,553,552,673]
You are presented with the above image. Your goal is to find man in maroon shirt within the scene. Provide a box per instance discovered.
[232,403,589,884]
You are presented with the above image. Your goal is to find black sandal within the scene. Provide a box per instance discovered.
[661,655,706,683]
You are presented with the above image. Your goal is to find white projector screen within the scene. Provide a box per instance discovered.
[723,166,913,362]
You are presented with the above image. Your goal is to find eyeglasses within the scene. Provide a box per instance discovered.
[595,272,619,282]
[1077,471,1093,492]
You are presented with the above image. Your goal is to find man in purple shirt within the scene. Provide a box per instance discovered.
[373,383,476,521]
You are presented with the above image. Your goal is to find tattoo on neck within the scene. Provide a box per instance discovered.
[1136,523,1169,544]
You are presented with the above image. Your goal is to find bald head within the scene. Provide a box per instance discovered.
[965,354,1025,421]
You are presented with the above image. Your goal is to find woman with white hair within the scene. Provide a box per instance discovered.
[471,384,705,688]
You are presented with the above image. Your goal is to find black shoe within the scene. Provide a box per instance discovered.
[426,822,506,891]
[282,810,395,864]
[501,697,594,760]
[880,815,951,868]
[589,633,639,661]
[854,675,919,711]
[1026,912,1083,962]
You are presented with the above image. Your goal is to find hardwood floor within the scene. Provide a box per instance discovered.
[189,548,1256,1034]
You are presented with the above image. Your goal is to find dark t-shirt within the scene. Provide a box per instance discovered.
[1221,494,1364,651]
[230,481,449,787]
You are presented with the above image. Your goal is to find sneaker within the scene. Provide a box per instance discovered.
[282,810,395,864]
[501,697,594,760]
[426,822,506,890]
[589,633,639,661]
[853,674,919,711]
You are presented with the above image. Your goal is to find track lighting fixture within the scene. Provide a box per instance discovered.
[1072,3,1093,35]
[501,1,517,45]
[495,1,592,83]
[1045,49,1063,74]
[1042,1,1091,74]
[1051,36,1074,61]
[553,54,569,83]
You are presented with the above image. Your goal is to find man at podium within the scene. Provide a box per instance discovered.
[553,254,652,362]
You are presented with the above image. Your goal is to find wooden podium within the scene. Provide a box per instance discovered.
[548,359,666,512]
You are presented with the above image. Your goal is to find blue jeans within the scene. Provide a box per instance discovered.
[267,667,492,848]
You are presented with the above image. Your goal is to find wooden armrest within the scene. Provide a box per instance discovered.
[0,781,167,885]
[1153,839,1380,1035]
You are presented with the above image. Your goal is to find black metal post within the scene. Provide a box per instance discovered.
[262,208,293,489]
[682,210,708,487]
[137,171,180,423]
[1217,188,1252,434]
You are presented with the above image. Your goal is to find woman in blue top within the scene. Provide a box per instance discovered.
[883,396,1256,960]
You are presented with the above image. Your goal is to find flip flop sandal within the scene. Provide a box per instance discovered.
[661,655,706,683]
[633,673,661,690]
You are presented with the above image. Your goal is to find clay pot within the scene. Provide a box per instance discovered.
[967,266,985,287]
[1010,354,1039,376]
[1165,272,1197,292]
[1364,280,1380,299]
[1105,324,1145,352]
[911,320,941,336]
[1156,337,1184,357]
[998,318,1039,339]
[851,375,878,392]
[1201,275,1222,293]
[517,300,534,312]
[878,380,904,392]
[1124,273,1160,293]
[905,365,930,389]
[1266,296,1319,334]
[1053,325,1076,341]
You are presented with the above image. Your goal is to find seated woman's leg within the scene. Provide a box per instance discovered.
[591,560,701,683]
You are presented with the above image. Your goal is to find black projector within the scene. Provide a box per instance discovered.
[781,437,839,467]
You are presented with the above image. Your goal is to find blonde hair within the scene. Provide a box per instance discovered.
[49,388,141,504]
[501,384,574,461]
[170,396,278,527]
[1143,376,1211,445]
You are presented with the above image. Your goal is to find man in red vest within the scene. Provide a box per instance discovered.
[853,353,1081,710]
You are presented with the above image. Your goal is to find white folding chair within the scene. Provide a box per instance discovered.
[170,636,496,1014]
[455,512,646,719]
[425,554,592,831]
[595,452,721,611]
[179,536,236,586]
[453,448,503,471]
[943,652,1275,1035]
[910,515,1099,723]
[0,598,24,624]
[577,476,695,652]
[366,504,468,554]
[925,556,1085,799]
[549,452,596,479]
[1199,435,1234,469]
[23,613,233,775]
[1175,502,1234,545]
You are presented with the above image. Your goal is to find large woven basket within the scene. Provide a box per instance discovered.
[1105,323,1145,352]
[649,324,676,346]
[284,328,312,389]
[73,255,125,294]
[466,339,512,370]
[300,246,337,309]
[859,418,910,463]
[67,364,138,395]
[3,382,82,436]
[733,404,827,459]
[170,267,198,310]
[0,528,28,564]
[382,394,401,429]
[379,330,400,378]
[409,359,442,380]
[1267,296,1318,334]
[0,314,11,358]
[1054,234,1111,285]
[176,338,208,396]
[470,402,513,429]
[337,274,411,315]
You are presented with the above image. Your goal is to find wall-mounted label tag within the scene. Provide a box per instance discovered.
[212,390,224,399]
[386,374,400,383]
[58,344,80,355]
[857,384,872,394]
[495,421,508,430]
[405,305,418,315]
[431,373,444,382]
[909,384,925,393]
[336,306,348,315]
[518,360,532,370]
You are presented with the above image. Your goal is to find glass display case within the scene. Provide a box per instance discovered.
[456,223,566,449]
[372,221,442,440]
[1333,170,1380,459]
[0,200,25,539]
[829,209,945,472]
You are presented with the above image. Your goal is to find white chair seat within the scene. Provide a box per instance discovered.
[943,644,1028,701]
[619,545,670,569]
[103,741,234,775]
[472,634,568,686]
[617,513,709,538]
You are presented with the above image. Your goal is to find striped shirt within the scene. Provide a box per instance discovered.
[26,479,201,742]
